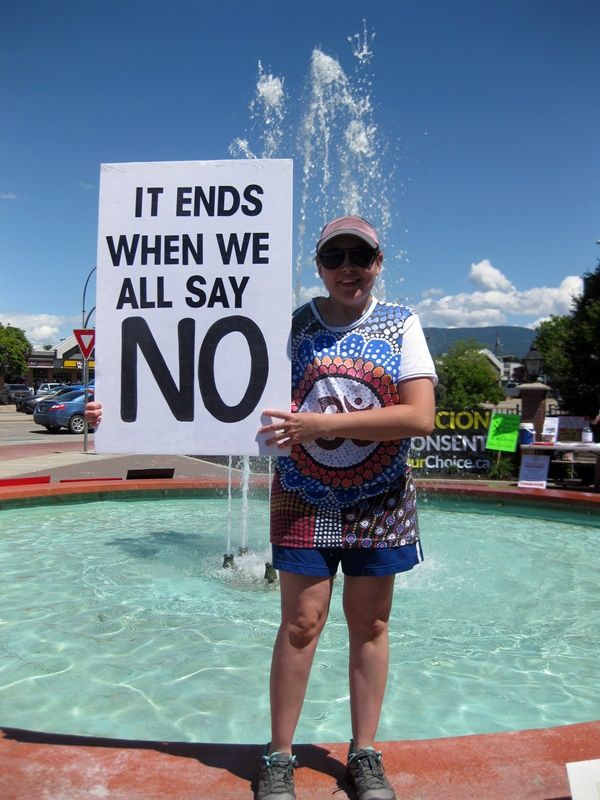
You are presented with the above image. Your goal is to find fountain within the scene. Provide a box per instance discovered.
[1,492,598,743]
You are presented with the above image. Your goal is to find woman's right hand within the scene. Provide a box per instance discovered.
[85,401,103,427]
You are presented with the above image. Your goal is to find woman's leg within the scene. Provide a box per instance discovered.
[269,571,334,754]
[343,574,396,749]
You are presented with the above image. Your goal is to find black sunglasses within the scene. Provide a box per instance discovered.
[318,246,378,270]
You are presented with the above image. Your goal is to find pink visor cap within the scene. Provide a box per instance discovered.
[316,215,380,252]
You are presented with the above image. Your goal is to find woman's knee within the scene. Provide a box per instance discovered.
[346,612,389,642]
[342,576,394,640]
[279,574,333,649]
[282,608,328,649]
[343,596,391,640]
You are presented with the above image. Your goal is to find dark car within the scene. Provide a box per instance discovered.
[0,383,33,405]
[33,388,95,433]
[17,385,85,414]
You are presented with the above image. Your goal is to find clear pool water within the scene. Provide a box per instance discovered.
[1,495,598,743]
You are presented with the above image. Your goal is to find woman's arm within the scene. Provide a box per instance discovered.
[260,377,435,448]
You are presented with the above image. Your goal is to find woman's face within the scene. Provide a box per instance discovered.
[317,234,382,310]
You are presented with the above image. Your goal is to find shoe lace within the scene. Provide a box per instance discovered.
[348,748,386,789]
[262,753,297,791]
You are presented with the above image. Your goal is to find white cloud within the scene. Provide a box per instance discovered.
[469,259,514,292]
[0,313,79,348]
[416,260,583,328]
[0,193,18,200]
[296,284,323,305]
[415,296,507,327]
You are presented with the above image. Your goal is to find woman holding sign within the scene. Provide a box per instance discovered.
[256,216,436,800]
[85,215,436,800]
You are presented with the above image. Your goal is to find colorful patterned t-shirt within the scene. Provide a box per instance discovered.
[275,298,436,513]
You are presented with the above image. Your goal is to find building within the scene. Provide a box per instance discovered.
[478,348,503,380]
[25,334,95,388]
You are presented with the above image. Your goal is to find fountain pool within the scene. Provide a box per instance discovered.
[1,491,598,744]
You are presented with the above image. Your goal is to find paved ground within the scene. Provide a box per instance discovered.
[0,444,235,483]
[0,404,238,483]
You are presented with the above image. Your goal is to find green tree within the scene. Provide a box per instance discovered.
[536,261,600,415]
[435,339,504,411]
[0,323,31,379]
[536,316,572,385]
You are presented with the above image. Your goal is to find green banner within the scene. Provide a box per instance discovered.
[485,412,521,452]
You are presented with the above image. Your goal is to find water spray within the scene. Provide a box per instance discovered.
[225,455,232,555]
[240,455,251,554]
[230,23,392,305]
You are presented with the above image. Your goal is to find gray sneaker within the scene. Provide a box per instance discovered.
[256,746,297,800]
[346,741,396,800]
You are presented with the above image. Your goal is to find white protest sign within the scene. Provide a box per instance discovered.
[94,159,292,455]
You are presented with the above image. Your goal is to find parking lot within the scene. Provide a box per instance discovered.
[0,404,94,446]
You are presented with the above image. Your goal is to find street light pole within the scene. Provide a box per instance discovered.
[82,267,97,327]
[84,306,96,328]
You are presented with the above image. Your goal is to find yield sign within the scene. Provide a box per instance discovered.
[73,328,96,360]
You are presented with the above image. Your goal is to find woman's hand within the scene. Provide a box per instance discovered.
[260,379,435,449]
[85,401,103,427]
[260,410,326,448]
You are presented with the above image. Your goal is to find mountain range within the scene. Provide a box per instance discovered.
[422,326,535,359]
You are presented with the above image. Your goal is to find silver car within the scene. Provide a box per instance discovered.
[34,382,61,397]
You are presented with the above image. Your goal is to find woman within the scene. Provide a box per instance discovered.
[256,215,436,800]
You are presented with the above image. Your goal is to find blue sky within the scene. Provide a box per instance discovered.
[1,0,599,347]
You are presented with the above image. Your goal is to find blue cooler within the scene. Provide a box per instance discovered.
[519,423,535,445]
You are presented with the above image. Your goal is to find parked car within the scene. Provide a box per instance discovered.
[33,388,95,433]
[0,383,33,405]
[34,382,61,397]
[17,385,85,414]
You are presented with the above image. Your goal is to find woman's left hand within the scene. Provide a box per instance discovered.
[260,409,325,448]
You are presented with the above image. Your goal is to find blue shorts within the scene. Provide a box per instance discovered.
[271,542,423,577]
